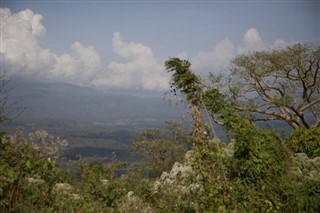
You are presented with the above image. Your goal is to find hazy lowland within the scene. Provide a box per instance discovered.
[3,79,189,162]
[5,79,295,163]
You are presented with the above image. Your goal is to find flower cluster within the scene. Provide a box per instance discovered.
[153,150,202,196]
[9,128,68,159]
[289,153,320,180]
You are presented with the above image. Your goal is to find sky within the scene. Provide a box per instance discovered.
[1,0,319,91]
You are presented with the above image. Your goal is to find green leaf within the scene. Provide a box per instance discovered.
[7,169,18,180]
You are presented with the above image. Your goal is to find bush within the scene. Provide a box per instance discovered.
[0,132,62,212]
[231,126,288,183]
[228,125,289,212]
[281,153,320,212]
[288,127,320,158]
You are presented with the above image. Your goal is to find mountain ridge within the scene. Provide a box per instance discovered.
[8,79,186,127]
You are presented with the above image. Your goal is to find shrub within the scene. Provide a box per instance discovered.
[288,127,320,158]
[0,134,61,212]
[281,153,320,212]
[228,125,289,212]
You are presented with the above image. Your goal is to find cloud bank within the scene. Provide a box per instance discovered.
[0,8,168,90]
[92,32,169,91]
[1,8,290,91]
[0,8,102,86]
[191,28,289,72]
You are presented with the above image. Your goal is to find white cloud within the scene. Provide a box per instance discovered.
[50,42,101,84]
[1,8,291,91]
[190,28,290,72]
[192,38,235,71]
[92,32,170,91]
[0,8,102,86]
[1,8,168,91]
[0,8,53,76]
[236,28,268,54]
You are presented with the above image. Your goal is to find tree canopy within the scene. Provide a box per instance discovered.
[228,44,319,129]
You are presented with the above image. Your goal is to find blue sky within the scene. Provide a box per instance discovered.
[1,1,319,91]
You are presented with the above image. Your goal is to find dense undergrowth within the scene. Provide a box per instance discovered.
[0,125,319,212]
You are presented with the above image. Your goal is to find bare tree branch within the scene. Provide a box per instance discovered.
[229,44,320,129]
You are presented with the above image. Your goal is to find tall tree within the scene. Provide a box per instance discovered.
[165,58,210,145]
[228,44,319,129]
[165,58,227,185]
[132,121,190,177]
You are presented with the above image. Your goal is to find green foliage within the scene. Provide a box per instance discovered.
[203,88,226,114]
[0,130,131,212]
[281,153,320,212]
[231,126,288,183]
[273,94,295,107]
[151,150,202,212]
[191,139,230,211]
[164,55,319,212]
[0,134,64,212]
[165,58,203,106]
[229,43,320,129]
[0,131,9,150]
[282,177,320,212]
[132,121,190,178]
[77,160,126,208]
[288,127,320,158]
[117,191,155,213]
[1,122,319,212]
[0,116,9,123]
[227,125,289,211]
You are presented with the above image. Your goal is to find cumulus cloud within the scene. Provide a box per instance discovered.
[192,38,235,71]
[0,8,102,86]
[92,32,170,91]
[1,8,290,91]
[1,8,169,91]
[236,28,267,54]
[1,8,52,76]
[190,28,290,72]
[50,42,101,83]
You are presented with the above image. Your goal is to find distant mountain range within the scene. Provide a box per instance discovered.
[8,79,187,127]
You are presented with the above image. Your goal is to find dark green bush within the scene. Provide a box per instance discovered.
[0,134,61,212]
[228,125,289,211]
[288,127,320,158]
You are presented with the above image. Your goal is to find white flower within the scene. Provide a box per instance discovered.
[26,177,45,184]
[53,183,74,194]
[127,191,134,198]
[101,179,109,185]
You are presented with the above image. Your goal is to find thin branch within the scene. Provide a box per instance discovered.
[301,98,320,112]
[236,106,299,129]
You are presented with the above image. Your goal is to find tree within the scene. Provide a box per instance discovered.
[165,58,217,145]
[163,54,320,212]
[165,58,229,201]
[228,44,319,129]
[132,121,190,178]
